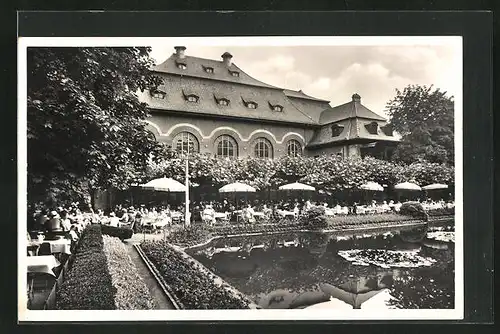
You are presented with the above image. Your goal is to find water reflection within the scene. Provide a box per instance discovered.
[189,222,455,309]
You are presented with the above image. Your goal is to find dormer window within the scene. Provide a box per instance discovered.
[186,95,199,103]
[203,66,214,73]
[150,90,166,99]
[241,97,258,109]
[182,90,199,103]
[331,124,345,137]
[365,121,379,135]
[175,60,187,70]
[218,99,229,106]
[229,70,240,77]
[381,124,394,136]
[214,94,230,106]
[268,102,284,112]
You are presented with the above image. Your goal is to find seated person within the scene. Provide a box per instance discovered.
[243,204,256,223]
[119,208,129,226]
[202,205,216,225]
[108,212,120,227]
[45,211,63,232]
[381,201,390,212]
[60,210,72,231]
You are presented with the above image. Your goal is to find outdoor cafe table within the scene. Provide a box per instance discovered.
[27,255,61,277]
[28,238,72,255]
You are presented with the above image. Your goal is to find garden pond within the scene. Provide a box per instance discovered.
[187,221,455,309]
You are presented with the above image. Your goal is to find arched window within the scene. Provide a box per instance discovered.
[254,138,273,159]
[287,139,302,157]
[215,135,238,158]
[172,132,199,154]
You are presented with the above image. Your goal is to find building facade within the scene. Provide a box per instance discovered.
[141,46,399,159]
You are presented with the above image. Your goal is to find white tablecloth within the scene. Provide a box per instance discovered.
[29,239,71,255]
[214,212,228,219]
[27,255,61,276]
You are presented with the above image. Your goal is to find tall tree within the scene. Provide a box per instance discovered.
[386,84,454,165]
[27,47,164,207]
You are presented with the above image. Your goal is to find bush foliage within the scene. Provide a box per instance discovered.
[56,225,116,310]
[146,153,454,192]
[399,202,429,221]
[299,205,328,229]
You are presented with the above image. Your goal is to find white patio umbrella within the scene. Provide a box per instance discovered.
[278,182,315,191]
[359,182,384,192]
[219,182,256,193]
[422,183,448,190]
[394,182,422,191]
[141,177,186,192]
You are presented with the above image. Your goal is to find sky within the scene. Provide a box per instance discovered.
[150,41,460,118]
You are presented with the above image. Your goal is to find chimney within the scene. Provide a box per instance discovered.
[352,93,361,102]
[221,52,233,66]
[174,46,186,59]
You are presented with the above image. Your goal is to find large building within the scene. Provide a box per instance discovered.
[141,46,399,160]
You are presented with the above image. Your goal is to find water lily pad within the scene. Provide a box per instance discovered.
[338,249,436,268]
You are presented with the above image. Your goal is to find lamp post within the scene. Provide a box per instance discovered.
[184,154,191,228]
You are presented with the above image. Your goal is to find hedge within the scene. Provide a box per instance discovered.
[102,235,156,309]
[101,224,134,240]
[56,225,117,310]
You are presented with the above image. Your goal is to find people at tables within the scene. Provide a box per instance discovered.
[381,201,390,212]
[394,201,402,212]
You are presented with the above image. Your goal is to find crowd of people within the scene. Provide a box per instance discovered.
[28,197,455,236]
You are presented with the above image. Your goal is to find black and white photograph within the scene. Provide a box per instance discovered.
[18,36,462,321]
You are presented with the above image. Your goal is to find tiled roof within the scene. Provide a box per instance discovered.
[283,89,330,103]
[143,74,318,125]
[152,54,281,90]
[307,118,399,147]
[319,98,387,124]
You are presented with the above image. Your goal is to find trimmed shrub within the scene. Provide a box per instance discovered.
[428,207,455,217]
[102,235,156,309]
[56,225,116,310]
[299,205,328,229]
[399,202,429,221]
[101,224,134,240]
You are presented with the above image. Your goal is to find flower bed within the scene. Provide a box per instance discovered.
[427,207,455,217]
[141,240,253,309]
[101,224,134,240]
[56,225,117,310]
[102,235,157,310]
[325,213,417,228]
[165,225,212,248]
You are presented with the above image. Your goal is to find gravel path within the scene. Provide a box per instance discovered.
[123,237,176,310]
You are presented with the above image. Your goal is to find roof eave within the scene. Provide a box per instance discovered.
[148,107,320,127]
